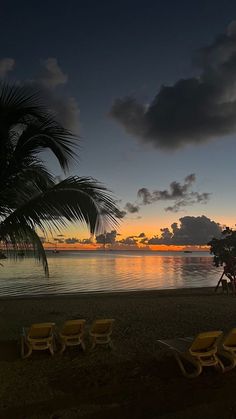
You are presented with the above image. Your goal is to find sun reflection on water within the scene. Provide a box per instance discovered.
[0,251,219,296]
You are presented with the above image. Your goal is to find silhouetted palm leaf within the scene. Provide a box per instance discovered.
[0,83,77,175]
[0,222,49,276]
[0,83,121,275]
[0,176,119,236]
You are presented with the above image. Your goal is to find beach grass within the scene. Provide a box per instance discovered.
[1,287,236,418]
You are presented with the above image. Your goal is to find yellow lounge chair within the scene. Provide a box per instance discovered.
[21,322,55,359]
[222,328,236,356]
[58,319,86,354]
[218,328,236,371]
[158,331,224,378]
[90,319,114,350]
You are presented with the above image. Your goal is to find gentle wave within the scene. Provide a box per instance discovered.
[0,251,220,297]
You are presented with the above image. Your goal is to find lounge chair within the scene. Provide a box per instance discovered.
[58,319,86,354]
[217,328,236,370]
[89,319,114,350]
[21,322,55,359]
[158,331,224,378]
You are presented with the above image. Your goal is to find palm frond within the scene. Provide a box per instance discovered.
[0,83,45,149]
[0,223,49,276]
[0,177,120,237]
[0,83,78,173]
[0,163,55,214]
[12,116,78,172]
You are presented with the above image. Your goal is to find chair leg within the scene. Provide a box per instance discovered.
[59,342,66,355]
[214,354,225,372]
[52,336,57,352]
[22,342,33,359]
[174,352,202,378]
[81,340,86,351]
[49,344,54,356]
[217,349,236,372]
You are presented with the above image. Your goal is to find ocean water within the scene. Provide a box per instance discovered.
[0,251,221,297]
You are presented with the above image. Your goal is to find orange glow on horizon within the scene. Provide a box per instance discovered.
[44,242,210,252]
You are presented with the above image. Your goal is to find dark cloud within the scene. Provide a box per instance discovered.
[110,21,236,149]
[32,86,80,133]
[0,58,15,78]
[46,93,80,133]
[165,192,210,212]
[63,237,93,244]
[38,58,68,89]
[119,236,138,246]
[138,174,195,204]
[140,237,148,244]
[96,230,117,244]
[138,232,146,238]
[37,58,78,131]
[53,238,64,243]
[93,231,146,248]
[81,238,93,244]
[137,174,210,212]
[147,215,221,245]
[65,237,79,244]
[124,202,140,213]
[21,58,80,133]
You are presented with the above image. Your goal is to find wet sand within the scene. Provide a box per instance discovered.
[1,287,236,418]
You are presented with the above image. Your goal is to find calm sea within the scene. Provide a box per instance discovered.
[0,250,221,297]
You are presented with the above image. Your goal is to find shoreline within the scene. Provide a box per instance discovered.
[0,285,217,301]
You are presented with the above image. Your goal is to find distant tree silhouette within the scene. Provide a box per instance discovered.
[208,227,236,272]
[0,84,120,275]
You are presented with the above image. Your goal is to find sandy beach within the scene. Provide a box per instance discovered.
[1,287,236,418]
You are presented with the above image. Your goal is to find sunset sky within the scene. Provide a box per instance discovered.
[2,1,236,249]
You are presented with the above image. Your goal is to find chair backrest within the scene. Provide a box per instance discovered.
[28,323,55,339]
[91,319,114,335]
[223,328,236,348]
[190,331,223,353]
[61,319,86,336]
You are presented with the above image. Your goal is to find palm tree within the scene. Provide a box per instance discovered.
[0,83,121,276]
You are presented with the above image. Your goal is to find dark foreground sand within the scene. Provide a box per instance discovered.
[1,287,236,418]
